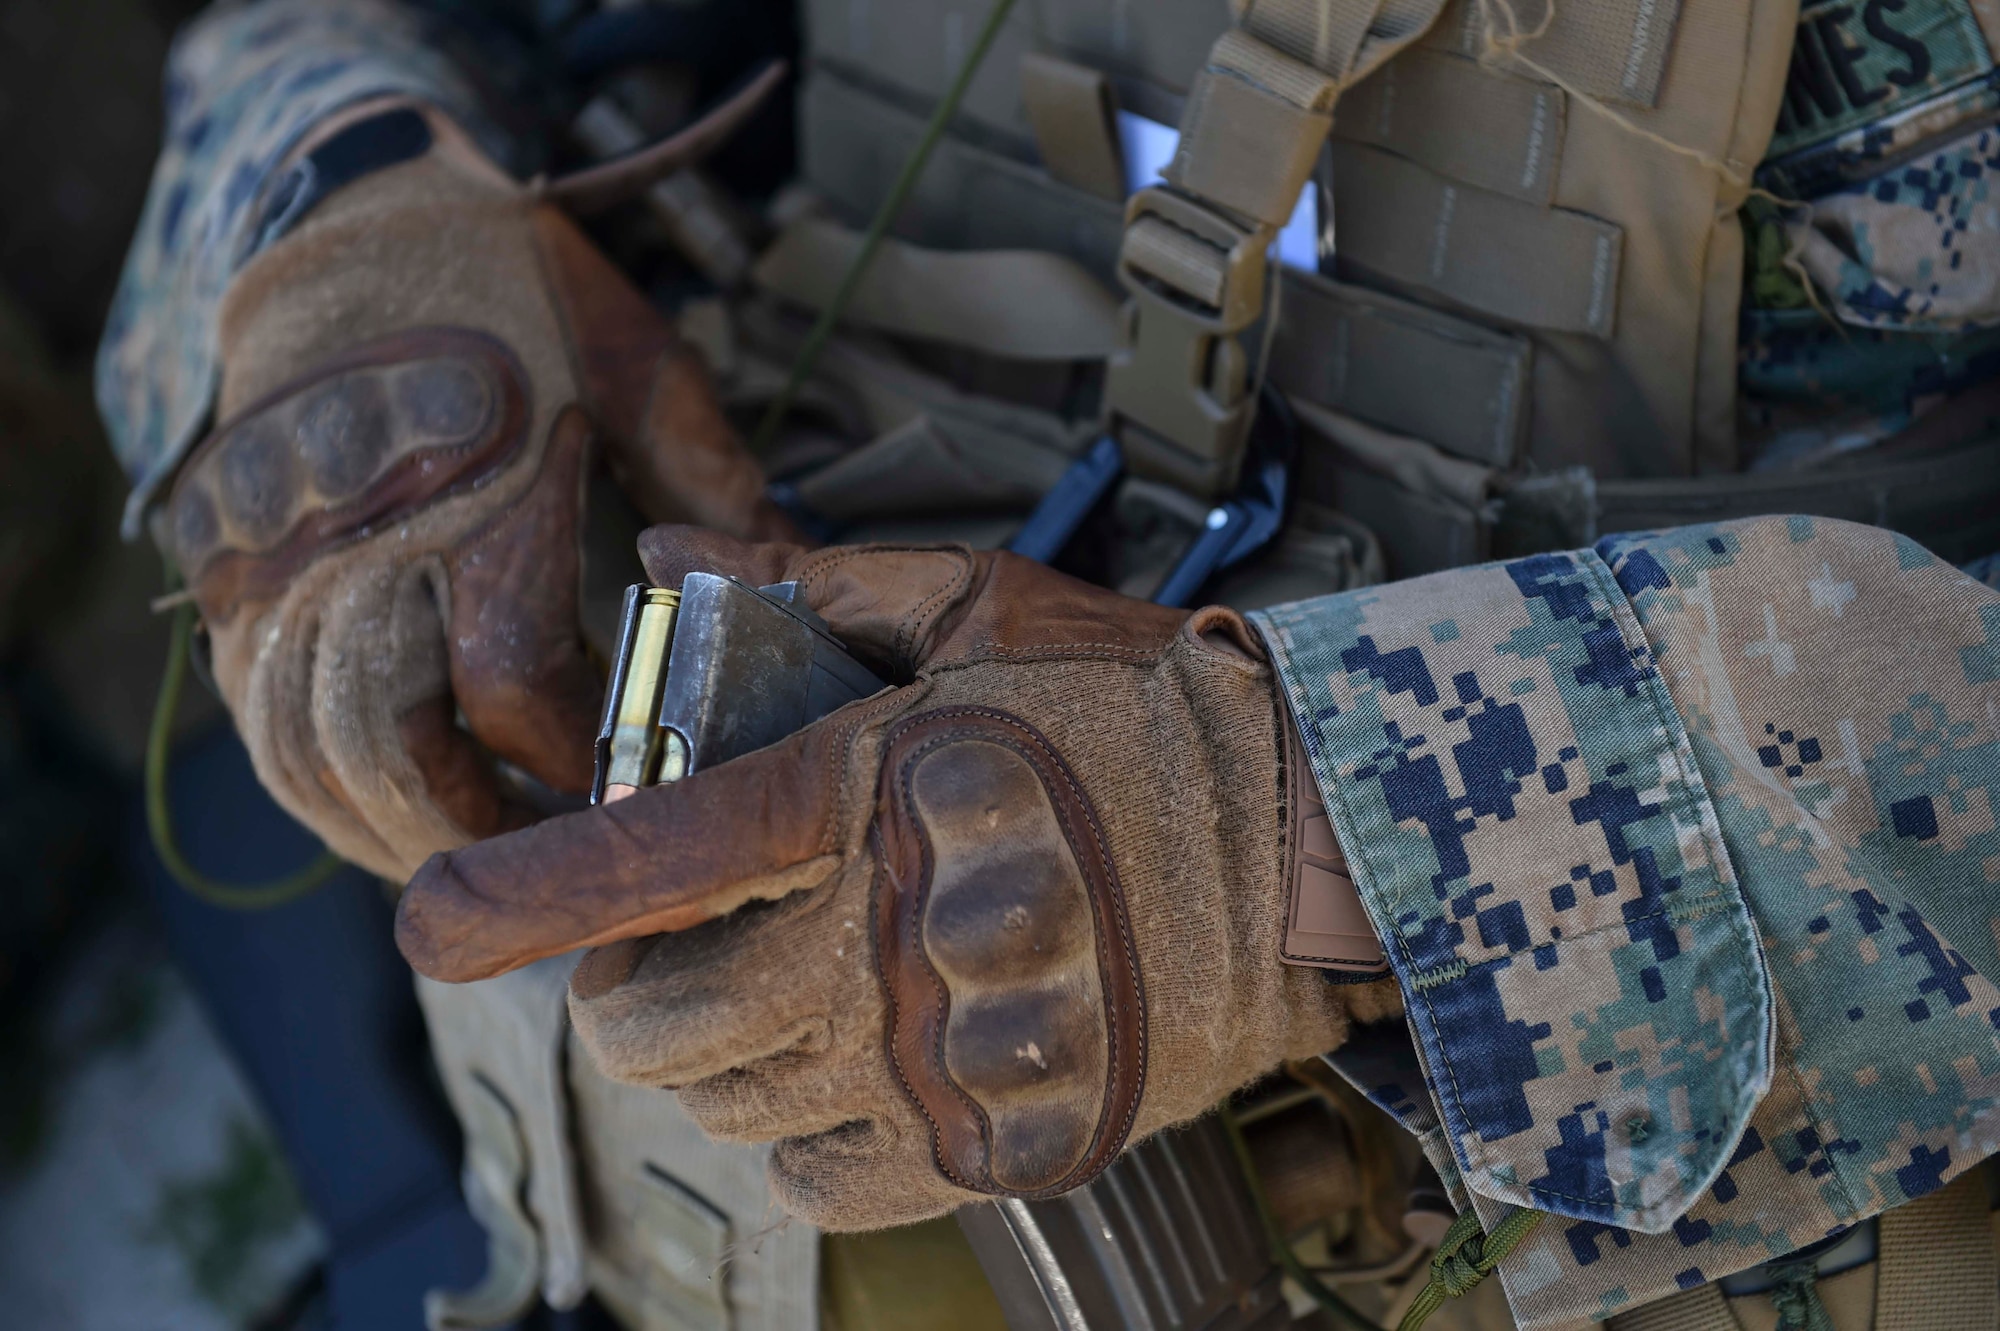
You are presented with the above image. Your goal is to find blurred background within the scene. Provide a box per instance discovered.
[1,2,554,1325]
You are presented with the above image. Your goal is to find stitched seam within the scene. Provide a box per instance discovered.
[899,553,973,663]
[794,545,971,665]
[1288,556,1751,1217]
[894,741,993,1190]
[1582,550,1773,1213]
[870,826,980,1193]
[1410,961,1466,992]
[826,687,910,858]
[932,709,1146,1164]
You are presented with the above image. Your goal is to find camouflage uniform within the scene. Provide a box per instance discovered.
[1740,0,2000,465]
[1257,515,2000,1325]
[99,3,2000,1330]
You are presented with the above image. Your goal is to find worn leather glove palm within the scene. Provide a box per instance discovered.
[399,528,1396,1228]
[168,101,794,880]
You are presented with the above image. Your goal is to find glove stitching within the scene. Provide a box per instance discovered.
[870,820,985,1194]
[880,706,1147,1192]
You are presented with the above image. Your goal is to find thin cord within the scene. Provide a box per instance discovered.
[746,0,1020,456]
[147,584,344,909]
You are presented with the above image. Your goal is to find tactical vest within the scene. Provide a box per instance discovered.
[421,1,2000,1328]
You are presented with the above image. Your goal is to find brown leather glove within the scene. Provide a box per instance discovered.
[167,100,796,880]
[396,528,1398,1229]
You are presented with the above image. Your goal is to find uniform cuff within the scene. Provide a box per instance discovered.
[1250,548,1770,1235]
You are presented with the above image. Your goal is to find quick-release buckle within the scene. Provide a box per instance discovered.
[1106,188,1269,499]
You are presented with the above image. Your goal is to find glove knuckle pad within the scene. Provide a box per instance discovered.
[872,707,1145,1200]
[172,327,526,622]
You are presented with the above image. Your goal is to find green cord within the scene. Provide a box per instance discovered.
[1394,1205,1544,1331]
[746,0,1019,457]
[1218,1103,1388,1331]
[146,591,344,909]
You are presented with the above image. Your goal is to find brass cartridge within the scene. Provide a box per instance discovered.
[594,586,687,804]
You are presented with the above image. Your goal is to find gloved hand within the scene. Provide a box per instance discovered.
[167,100,796,880]
[396,527,1399,1229]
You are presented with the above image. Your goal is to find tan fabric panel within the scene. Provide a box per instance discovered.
[1018,52,1125,200]
[800,68,1126,284]
[1427,0,1687,108]
[416,960,590,1310]
[1269,267,1532,467]
[566,1031,821,1331]
[1528,0,1794,475]
[751,215,1120,360]
[1336,0,1796,477]
[1331,140,1624,336]
[1333,49,1567,204]
[1291,401,1491,576]
[1874,1170,2000,1331]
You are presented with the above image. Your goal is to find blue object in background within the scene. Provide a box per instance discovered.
[128,718,490,1330]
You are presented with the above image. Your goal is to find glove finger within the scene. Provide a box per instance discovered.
[770,1118,968,1231]
[307,555,531,877]
[443,407,604,796]
[235,574,406,877]
[397,708,852,982]
[566,898,839,1090]
[533,207,801,542]
[677,1000,901,1145]
[636,522,807,592]
[638,524,977,675]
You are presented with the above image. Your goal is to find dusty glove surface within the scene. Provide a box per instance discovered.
[397,528,1396,1229]
[169,103,795,880]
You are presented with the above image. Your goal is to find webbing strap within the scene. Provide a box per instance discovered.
[752,216,1120,361]
[1332,49,1567,205]
[1606,1281,1741,1331]
[1432,0,1686,109]
[1874,1170,1999,1331]
[1331,141,1623,337]
[1270,264,1532,468]
[1107,0,1449,496]
[1245,0,1452,85]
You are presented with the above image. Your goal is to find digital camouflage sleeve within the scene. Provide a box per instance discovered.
[1255,514,2000,1328]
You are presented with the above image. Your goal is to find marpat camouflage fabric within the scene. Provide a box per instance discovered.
[1740,0,1999,460]
[94,0,493,538]
[1791,121,2000,331]
[1255,515,2000,1329]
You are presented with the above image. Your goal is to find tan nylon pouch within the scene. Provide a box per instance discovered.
[1269,267,1534,469]
[1324,0,1799,478]
[1332,140,1624,337]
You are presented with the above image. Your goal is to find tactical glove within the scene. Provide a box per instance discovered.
[397,528,1398,1229]
[167,101,795,880]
